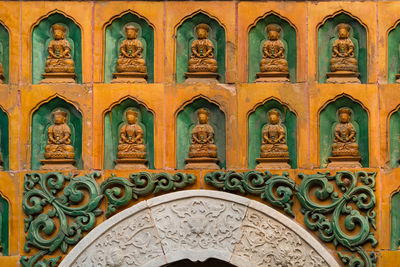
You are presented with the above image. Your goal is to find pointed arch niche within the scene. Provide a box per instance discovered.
[319,95,369,168]
[31,96,83,170]
[103,11,155,83]
[175,11,226,83]
[317,11,367,84]
[389,105,400,168]
[0,106,8,171]
[388,21,400,83]
[248,12,297,83]
[0,193,9,256]
[0,22,9,84]
[31,11,82,84]
[176,97,226,169]
[103,97,155,169]
[247,98,297,169]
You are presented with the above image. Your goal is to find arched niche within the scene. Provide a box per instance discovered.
[0,107,9,171]
[388,21,400,83]
[391,190,400,250]
[0,22,9,84]
[248,12,297,83]
[318,11,367,84]
[0,193,9,256]
[389,106,400,168]
[176,97,226,169]
[319,95,369,168]
[104,11,154,83]
[175,11,226,83]
[32,11,82,84]
[103,97,155,169]
[31,96,83,170]
[248,99,297,169]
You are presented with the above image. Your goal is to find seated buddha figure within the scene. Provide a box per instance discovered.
[188,24,217,73]
[117,109,146,159]
[260,25,288,73]
[330,23,358,73]
[116,25,147,73]
[260,109,289,158]
[44,109,75,159]
[45,24,75,73]
[332,107,359,157]
[188,108,217,158]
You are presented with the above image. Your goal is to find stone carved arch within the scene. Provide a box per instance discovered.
[60,190,339,267]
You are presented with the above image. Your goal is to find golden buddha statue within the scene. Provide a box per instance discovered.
[256,25,289,83]
[328,107,361,168]
[112,25,148,83]
[256,109,290,169]
[185,108,219,169]
[327,23,360,83]
[41,24,76,83]
[115,109,148,169]
[41,109,76,170]
[186,24,218,80]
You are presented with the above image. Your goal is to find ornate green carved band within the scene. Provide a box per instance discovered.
[204,170,378,267]
[21,171,196,267]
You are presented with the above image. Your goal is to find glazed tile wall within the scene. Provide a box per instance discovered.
[0,1,400,266]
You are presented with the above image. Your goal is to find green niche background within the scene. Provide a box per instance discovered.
[104,13,154,83]
[0,23,9,84]
[319,96,369,168]
[32,13,82,84]
[176,98,226,169]
[175,12,226,83]
[31,97,83,170]
[104,98,154,169]
[0,108,9,171]
[248,14,297,83]
[248,100,297,169]
[318,13,367,84]
[391,191,400,249]
[0,194,8,256]
[389,108,400,168]
[388,24,400,83]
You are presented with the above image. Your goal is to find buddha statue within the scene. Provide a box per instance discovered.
[256,25,289,83]
[112,25,148,83]
[185,108,219,169]
[115,109,148,169]
[41,109,76,170]
[328,107,361,168]
[256,109,290,169]
[186,24,218,80]
[327,23,360,83]
[41,24,76,83]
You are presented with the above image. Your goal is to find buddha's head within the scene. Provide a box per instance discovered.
[337,23,350,39]
[268,109,281,125]
[197,108,209,124]
[196,24,210,39]
[53,109,67,125]
[125,25,139,40]
[52,24,66,40]
[267,25,281,41]
[338,107,352,123]
[126,109,138,124]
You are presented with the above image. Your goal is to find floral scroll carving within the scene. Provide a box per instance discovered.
[21,171,196,267]
[205,170,378,267]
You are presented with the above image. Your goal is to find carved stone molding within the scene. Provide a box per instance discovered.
[60,190,339,267]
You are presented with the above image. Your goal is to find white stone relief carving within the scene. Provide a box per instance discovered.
[150,198,246,262]
[71,210,164,267]
[231,209,329,267]
[60,190,339,267]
